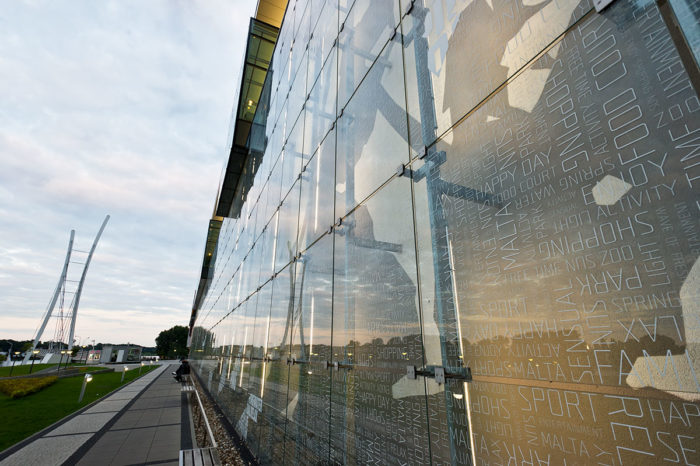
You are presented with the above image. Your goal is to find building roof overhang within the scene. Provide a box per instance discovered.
[190,1,289,334]
[214,16,279,219]
[255,0,287,27]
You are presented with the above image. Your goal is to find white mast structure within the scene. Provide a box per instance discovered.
[24,215,110,362]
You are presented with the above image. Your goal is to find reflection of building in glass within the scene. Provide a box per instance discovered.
[189,0,700,464]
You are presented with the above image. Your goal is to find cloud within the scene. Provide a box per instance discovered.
[0,0,257,346]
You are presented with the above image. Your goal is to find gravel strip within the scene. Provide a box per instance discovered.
[191,376,250,466]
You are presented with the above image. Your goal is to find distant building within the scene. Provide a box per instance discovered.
[99,345,142,363]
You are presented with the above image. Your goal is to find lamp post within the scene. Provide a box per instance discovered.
[120,365,129,382]
[139,362,144,375]
[8,352,20,376]
[29,350,40,374]
[78,373,93,402]
[82,337,88,364]
[86,339,95,365]
[57,350,67,373]
[65,347,72,369]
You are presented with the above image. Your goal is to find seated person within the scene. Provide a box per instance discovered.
[173,359,190,382]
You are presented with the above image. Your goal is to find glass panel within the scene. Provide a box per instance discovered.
[267,264,297,363]
[267,125,283,172]
[245,245,262,302]
[290,0,302,39]
[288,50,308,125]
[247,184,263,227]
[235,218,249,257]
[260,130,274,174]
[253,239,268,293]
[242,242,261,300]
[299,0,313,36]
[268,86,280,133]
[294,1,312,67]
[336,36,410,218]
[275,179,301,273]
[338,0,356,24]
[256,176,273,234]
[244,285,272,456]
[225,306,243,388]
[299,128,336,251]
[404,0,592,147]
[258,265,296,465]
[248,209,259,251]
[307,0,326,39]
[250,288,271,374]
[276,96,291,150]
[669,0,700,64]
[308,0,338,92]
[275,26,291,64]
[281,112,305,197]
[267,152,284,221]
[257,222,276,287]
[257,361,290,464]
[276,39,293,101]
[330,176,431,464]
[252,186,268,242]
[271,86,286,134]
[216,315,251,433]
[412,1,700,463]
[305,46,337,162]
[337,0,401,108]
[401,7,436,158]
[466,380,700,465]
[285,235,334,464]
[211,308,243,443]
[212,316,233,390]
[240,292,262,387]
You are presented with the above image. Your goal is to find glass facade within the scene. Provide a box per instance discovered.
[191,0,700,464]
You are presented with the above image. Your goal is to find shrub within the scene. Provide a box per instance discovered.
[0,376,58,398]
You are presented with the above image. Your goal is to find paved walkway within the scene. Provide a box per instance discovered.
[0,363,191,466]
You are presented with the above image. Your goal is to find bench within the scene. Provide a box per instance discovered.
[179,447,221,466]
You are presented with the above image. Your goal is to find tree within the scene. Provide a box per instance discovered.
[0,339,33,353]
[155,326,188,359]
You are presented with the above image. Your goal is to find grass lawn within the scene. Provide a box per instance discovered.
[0,364,158,452]
[0,363,91,377]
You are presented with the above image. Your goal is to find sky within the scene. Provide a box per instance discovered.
[0,0,257,347]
